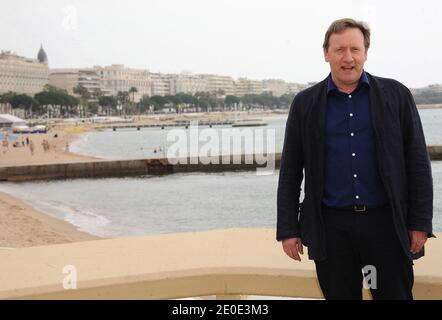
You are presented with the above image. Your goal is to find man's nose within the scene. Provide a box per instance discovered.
[343,49,354,62]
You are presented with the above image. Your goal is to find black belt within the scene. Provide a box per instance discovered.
[324,204,389,213]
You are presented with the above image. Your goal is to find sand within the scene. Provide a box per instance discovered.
[0,124,103,247]
[0,125,100,167]
[0,191,100,248]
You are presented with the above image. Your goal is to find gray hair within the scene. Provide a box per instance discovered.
[323,18,371,50]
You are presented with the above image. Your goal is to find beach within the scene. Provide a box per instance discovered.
[0,125,100,167]
[0,191,99,248]
[0,112,281,247]
[0,111,286,167]
[0,124,104,247]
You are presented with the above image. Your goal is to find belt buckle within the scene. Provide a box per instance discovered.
[354,205,366,212]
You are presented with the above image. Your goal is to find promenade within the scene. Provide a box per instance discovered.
[0,228,440,300]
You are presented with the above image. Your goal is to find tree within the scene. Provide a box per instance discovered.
[10,94,39,117]
[72,85,92,117]
[117,91,130,105]
[43,84,66,93]
[34,88,78,117]
[92,88,104,100]
[165,95,182,113]
[0,91,17,104]
[139,95,152,114]
[215,89,225,98]
[116,91,130,115]
[73,84,91,100]
[195,91,220,112]
[98,96,118,115]
[176,92,197,106]
[411,88,442,104]
[129,87,138,104]
[150,95,169,110]
[225,95,240,108]
[279,93,295,107]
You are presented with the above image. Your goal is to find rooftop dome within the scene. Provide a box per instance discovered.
[37,44,48,63]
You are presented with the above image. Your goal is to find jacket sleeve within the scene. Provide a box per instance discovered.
[401,88,435,237]
[276,96,304,241]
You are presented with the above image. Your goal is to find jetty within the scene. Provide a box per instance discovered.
[0,145,441,182]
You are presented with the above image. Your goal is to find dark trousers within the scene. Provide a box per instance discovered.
[314,205,414,300]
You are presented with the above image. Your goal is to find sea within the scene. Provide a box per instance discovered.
[0,110,441,237]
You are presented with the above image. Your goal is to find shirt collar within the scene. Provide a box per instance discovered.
[327,70,370,94]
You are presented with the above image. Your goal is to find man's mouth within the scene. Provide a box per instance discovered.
[341,66,355,71]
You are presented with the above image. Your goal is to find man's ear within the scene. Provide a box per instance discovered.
[324,48,329,62]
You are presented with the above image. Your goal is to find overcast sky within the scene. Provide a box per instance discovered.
[1,0,441,88]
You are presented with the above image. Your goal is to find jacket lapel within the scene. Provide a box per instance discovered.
[313,79,328,199]
[367,73,388,155]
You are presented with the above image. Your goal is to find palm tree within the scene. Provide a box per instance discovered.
[129,87,138,104]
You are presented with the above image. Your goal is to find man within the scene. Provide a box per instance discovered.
[276,18,434,300]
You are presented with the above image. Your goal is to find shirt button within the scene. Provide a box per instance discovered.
[352,153,356,157]
[350,132,354,136]
[355,195,360,199]
[349,95,352,98]
[349,113,354,117]
[353,174,357,178]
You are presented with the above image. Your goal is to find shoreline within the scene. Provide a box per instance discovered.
[0,125,101,167]
[0,190,101,248]
[0,111,287,167]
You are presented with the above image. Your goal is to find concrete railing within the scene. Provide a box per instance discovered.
[1,145,442,181]
[0,228,441,300]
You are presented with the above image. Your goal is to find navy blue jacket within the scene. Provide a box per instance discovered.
[276,72,434,261]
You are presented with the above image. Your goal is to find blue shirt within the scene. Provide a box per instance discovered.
[322,71,389,207]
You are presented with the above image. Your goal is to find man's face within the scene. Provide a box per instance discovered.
[324,27,367,88]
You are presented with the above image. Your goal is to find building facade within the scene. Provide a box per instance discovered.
[48,69,80,95]
[262,79,289,97]
[94,64,152,102]
[169,73,207,95]
[49,68,107,97]
[200,74,235,96]
[287,82,308,95]
[150,72,172,97]
[234,78,263,96]
[0,47,49,95]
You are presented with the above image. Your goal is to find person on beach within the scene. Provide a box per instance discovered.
[277,18,434,300]
[41,139,50,152]
[2,138,8,154]
[29,140,35,155]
